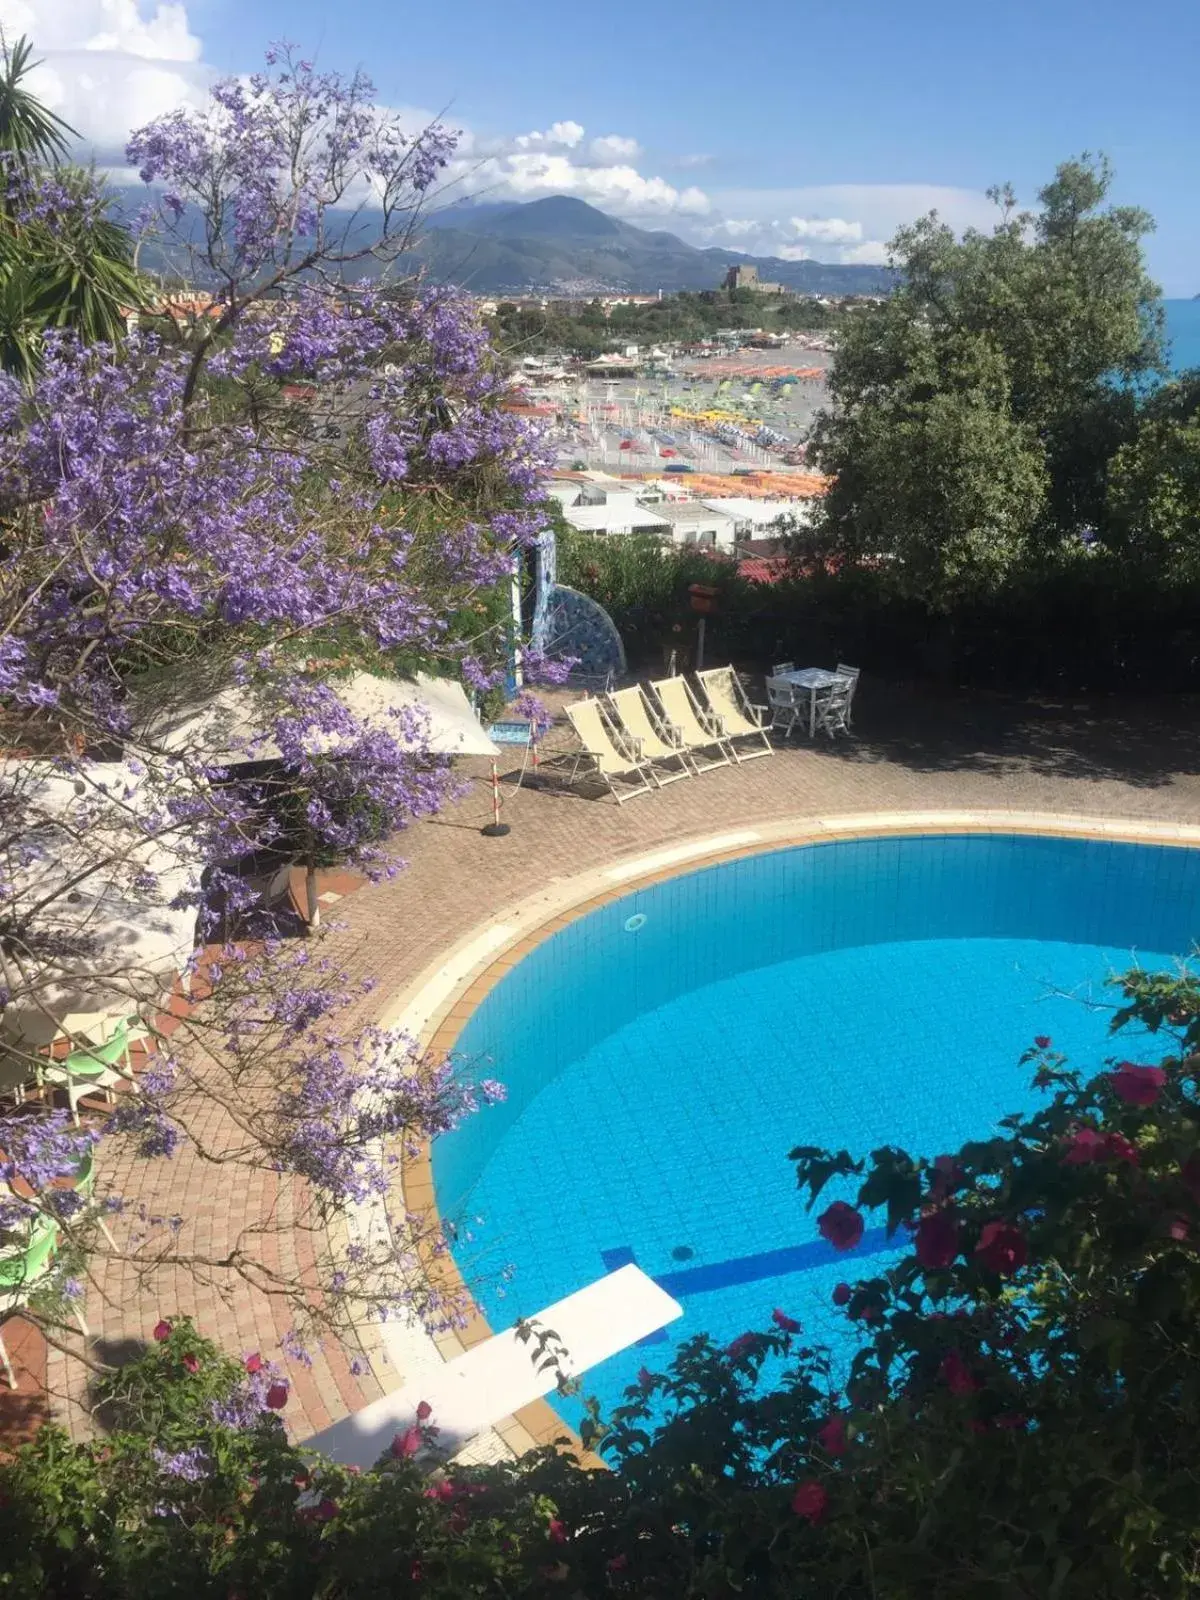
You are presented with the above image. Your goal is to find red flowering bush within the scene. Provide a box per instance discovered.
[8,971,1200,1596]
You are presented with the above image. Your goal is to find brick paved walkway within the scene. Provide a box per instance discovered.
[30,684,1200,1444]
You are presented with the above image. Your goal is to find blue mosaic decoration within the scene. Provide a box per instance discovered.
[531,524,625,683]
[542,584,626,681]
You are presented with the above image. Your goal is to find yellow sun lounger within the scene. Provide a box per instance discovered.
[605,685,692,784]
[693,667,774,761]
[648,675,733,772]
[556,698,657,802]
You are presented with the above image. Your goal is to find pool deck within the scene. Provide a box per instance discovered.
[26,684,1200,1448]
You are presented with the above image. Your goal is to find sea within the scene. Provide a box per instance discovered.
[1165,299,1200,373]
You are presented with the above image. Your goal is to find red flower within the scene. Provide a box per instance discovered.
[975,1221,1028,1276]
[1109,1062,1166,1106]
[831,1282,852,1307]
[416,1400,433,1421]
[915,1209,959,1269]
[181,1353,200,1374]
[1063,1126,1105,1164]
[606,1554,629,1572]
[929,1155,963,1201]
[548,1517,567,1544]
[939,1350,980,1396]
[771,1308,801,1334]
[392,1425,422,1458]
[244,1352,263,1374]
[1103,1132,1139,1165]
[1034,1035,1051,1049]
[152,1319,172,1342]
[816,1415,848,1457]
[791,1480,829,1522]
[265,1381,289,1410]
[725,1333,757,1361]
[818,1202,864,1251]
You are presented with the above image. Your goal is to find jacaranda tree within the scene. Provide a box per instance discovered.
[0,46,556,1365]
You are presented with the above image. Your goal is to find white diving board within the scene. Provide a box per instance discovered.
[304,1264,682,1469]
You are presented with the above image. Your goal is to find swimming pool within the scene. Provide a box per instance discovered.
[432,831,1200,1429]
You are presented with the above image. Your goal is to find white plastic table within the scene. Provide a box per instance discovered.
[782,668,842,738]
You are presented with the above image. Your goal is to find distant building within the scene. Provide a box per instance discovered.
[722,263,789,296]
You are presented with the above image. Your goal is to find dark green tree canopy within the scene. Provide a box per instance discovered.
[814,156,1164,605]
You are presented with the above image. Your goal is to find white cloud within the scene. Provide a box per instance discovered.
[589,133,641,165]
[0,0,210,158]
[511,120,584,152]
[675,152,714,170]
[787,216,863,246]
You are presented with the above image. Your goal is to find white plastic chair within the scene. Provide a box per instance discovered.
[766,675,804,738]
[835,663,860,728]
[772,660,795,676]
[813,678,854,739]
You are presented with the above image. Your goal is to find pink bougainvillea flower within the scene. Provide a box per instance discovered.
[152,1319,172,1342]
[915,1209,959,1269]
[392,1425,422,1458]
[1103,1132,1139,1165]
[265,1381,289,1410]
[831,1282,852,1307]
[548,1517,567,1544]
[244,1352,263,1374]
[975,1220,1029,1276]
[772,1308,802,1334]
[410,1561,423,1582]
[1109,1062,1166,1106]
[939,1350,981,1396]
[606,1554,629,1572]
[314,1497,339,1521]
[791,1480,829,1522]
[1165,1214,1190,1241]
[181,1352,200,1374]
[416,1399,433,1421]
[816,1415,848,1457]
[818,1202,865,1251]
[929,1155,963,1201]
[424,1479,455,1502]
[725,1333,757,1361]
[1063,1126,1106,1164]
[1034,1035,1051,1049]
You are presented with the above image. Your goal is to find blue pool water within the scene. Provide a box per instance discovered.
[434,834,1200,1428]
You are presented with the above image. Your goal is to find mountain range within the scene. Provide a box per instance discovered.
[414,195,895,295]
[118,188,894,297]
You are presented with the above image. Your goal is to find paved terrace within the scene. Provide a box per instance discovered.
[17,682,1200,1447]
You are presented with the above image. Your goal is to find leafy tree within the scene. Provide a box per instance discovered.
[814,156,1164,606]
[1107,374,1200,576]
[7,968,1200,1596]
[0,36,145,375]
[0,34,72,169]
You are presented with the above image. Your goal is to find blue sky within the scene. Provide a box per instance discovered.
[9,0,1199,292]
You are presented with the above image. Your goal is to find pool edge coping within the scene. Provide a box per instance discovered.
[385,808,1200,1458]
